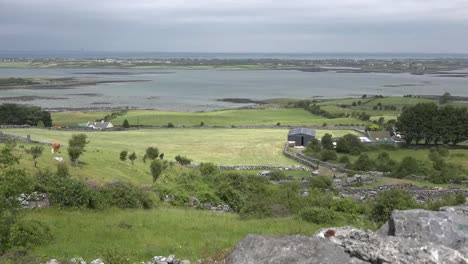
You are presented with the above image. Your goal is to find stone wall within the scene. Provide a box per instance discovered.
[0,131,52,146]
[340,185,468,202]
[185,163,308,171]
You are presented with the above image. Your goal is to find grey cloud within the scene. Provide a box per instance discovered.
[0,0,467,52]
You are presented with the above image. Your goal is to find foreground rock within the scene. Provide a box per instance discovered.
[225,234,365,264]
[226,206,468,264]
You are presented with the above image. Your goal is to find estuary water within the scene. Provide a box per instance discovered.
[0,68,467,111]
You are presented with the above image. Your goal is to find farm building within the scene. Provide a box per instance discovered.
[83,121,114,130]
[288,128,316,146]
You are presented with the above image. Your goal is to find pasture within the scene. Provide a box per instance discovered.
[22,208,331,262]
[3,128,358,184]
[52,108,365,127]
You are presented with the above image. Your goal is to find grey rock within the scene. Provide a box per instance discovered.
[46,260,61,264]
[377,207,468,252]
[71,258,86,264]
[179,261,191,264]
[225,234,366,264]
[316,227,467,264]
[90,259,104,264]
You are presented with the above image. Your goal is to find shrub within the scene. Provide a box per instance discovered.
[36,174,91,208]
[338,156,350,164]
[393,156,422,178]
[300,207,338,224]
[55,162,69,178]
[269,170,286,181]
[175,155,191,165]
[144,147,159,162]
[370,189,417,224]
[336,134,362,154]
[425,193,466,211]
[119,150,128,161]
[167,122,175,128]
[309,176,333,190]
[122,119,130,128]
[330,198,367,215]
[353,154,374,171]
[128,152,137,164]
[199,162,218,176]
[320,149,337,161]
[321,133,334,150]
[94,182,153,209]
[150,159,165,183]
[8,220,52,249]
[374,152,398,172]
[304,138,321,153]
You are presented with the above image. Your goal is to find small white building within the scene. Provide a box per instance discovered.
[85,121,114,130]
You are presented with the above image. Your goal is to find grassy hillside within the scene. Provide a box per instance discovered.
[3,128,358,184]
[22,208,342,262]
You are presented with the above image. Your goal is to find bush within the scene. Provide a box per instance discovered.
[55,162,69,178]
[374,152,398,172]
[119,150,128,161]
[7,220,52,249]
[144,147,159,161]
[338,155,350,164]
[425,193,466,211]
[321,134,334,150]
[122,119,130,128]
[269,170,286,181]
[353,154,374,171]
[199,162,218,176]
[336,134,362,154]
[320,149,337,161]
[309,176,333,190]
[175,155,191,165]
[36,174,91,208]
[370,189,417,224]
[167,122,175,128]
[300,207,338,224]
[93,182,153,209]
[393,156,422,178]
[150,159,165,182]
[304,138,321,153]
[331,198,367,215]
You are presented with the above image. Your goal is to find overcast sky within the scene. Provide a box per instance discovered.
[1,0,468,53]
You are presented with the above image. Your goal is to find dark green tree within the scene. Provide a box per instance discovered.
[122,119,130,128]
[119,150,128,161]
[129,152,137,164]
[143,147,159,163]
[68,134,88,166]
[336,134,362,154]
[371,189,416,224]
[150,159,165,182]
[27,146,44,168]
[321,133,334,150]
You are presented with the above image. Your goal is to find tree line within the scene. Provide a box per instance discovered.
[0,104,52,127]
[397,103,468,145]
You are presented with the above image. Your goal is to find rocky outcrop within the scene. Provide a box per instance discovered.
[226,206,468,264]
[377,205,468,256]
[46,255,190,264]
[225,234,366,264]
[19,192,50,209]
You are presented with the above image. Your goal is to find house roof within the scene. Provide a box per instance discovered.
[88,121,112,129]
[288,128,316,136]
[366,131,393,142]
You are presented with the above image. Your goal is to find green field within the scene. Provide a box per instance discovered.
[52,108,366,127]
[342,147,468,171]
[51,111,110,126]
[21,208,334,262]
[3,128,358,184]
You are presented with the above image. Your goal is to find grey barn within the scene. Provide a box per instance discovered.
[288,128,316,146]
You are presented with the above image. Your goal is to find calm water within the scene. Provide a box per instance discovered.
[0,68,467,111]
